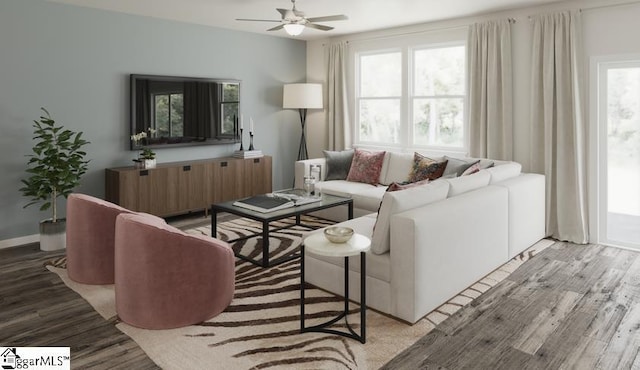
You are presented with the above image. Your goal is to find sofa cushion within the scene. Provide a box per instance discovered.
[380,152,413,185]
[351,186,387,213]
[443,156,481,177]
[408,153,448,182]
[445,170,491,197]
[347,149,386,185]
[487,162,522,184]
[316,180,379,198]
[323,149,354,181]
[371,180,450,255]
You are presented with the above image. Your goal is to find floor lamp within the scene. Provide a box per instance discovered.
[283,83,323,161]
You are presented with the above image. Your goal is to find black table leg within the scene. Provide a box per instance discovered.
[348,202,353,220]
[360,251,366,343]
[262,220,270,267]
[300,244,305,331]
[300,252,366,343]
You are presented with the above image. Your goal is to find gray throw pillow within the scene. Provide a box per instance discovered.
[443,156,481,177]
[323,149,354,180]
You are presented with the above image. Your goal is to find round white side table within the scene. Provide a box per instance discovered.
[300,232,371,343]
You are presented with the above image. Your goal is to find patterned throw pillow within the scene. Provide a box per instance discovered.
[386,178,430,192]
[408,153,448,182]
[323,149,354,181]
[461,162,481,176]
[346,149,386,185]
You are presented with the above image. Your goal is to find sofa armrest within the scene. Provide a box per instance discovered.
[294,158,327,189]
[389,185,509,323]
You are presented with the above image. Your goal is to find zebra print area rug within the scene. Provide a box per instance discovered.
[46,216,553,369]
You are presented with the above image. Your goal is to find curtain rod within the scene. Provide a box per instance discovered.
[528,0,640,19]
[328,18,515,45]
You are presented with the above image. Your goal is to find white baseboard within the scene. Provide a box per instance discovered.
[0,234,39,250]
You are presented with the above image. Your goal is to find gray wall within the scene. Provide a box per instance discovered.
[0,0,306,241]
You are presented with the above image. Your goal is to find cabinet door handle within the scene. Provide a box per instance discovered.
[221,162,228,167]
[183,165,191,171]
[139,170,149,176]
[253,158,260,164]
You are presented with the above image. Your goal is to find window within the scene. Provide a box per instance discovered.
[154,92,183,137]
[412,45,465,147]
[356,51,402,144]
[355,43,466,151]
[593,58,640,250]
[220,83,239,136]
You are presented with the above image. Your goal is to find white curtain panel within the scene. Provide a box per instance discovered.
[468,19,513,160]
[529,11,588,244]
[325,42,351,150]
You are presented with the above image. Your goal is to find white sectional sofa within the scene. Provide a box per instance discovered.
[295,151,546,324]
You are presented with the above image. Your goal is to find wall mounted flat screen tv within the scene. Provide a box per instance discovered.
[130,74,241,150]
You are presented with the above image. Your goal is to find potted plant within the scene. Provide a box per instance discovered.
[131,129,156,169]
[20,108,90,251]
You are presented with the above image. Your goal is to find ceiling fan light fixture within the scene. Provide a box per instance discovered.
[284,23,305,36]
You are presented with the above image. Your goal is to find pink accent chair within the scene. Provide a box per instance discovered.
[66,193,134,284]
[114,213,235,329]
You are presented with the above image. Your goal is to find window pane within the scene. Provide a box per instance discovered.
[222,83,239,102]
[606,67,640,247]
[154,95,169,137]
[169,93,183,137]
[359,99,400,143]
[221,102,238,135]
[360,52,401,97]
[413,98,464,146]
[414,46,465,96]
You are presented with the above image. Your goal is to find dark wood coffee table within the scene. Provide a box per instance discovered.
[211,193,353,268]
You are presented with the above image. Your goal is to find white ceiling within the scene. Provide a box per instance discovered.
[47,0,567,40]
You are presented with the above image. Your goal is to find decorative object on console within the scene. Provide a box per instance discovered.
[283,83,323,160]
[323,149,354,181]
[233,150,263,159]
[346,149,386,185]
[20,108,90,251]
[234,115,263,158]
[249,117,255,150]
[131,129,157,169]
[408,153,448,182]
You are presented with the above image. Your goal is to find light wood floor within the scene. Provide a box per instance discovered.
[2,237,639,369]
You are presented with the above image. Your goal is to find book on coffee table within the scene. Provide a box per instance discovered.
[233,195,294,213]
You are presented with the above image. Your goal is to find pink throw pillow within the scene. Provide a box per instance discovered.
[346,149,386,185]
[386,179,430,192]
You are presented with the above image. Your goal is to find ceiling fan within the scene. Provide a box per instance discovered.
[236,0,348,36]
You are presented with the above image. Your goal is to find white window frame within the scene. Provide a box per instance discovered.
[589,54,640,251]
[409,42,467,151]
[354,48,404,148]
[351,39,468,155]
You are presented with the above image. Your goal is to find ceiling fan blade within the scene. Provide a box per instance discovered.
[306,15,348,23]
[267,24,285,31]
[305,23,334,31]
[236,18,282,23]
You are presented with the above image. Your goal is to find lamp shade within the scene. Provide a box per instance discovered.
[283,83,323,109]
[283,24,305,36]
